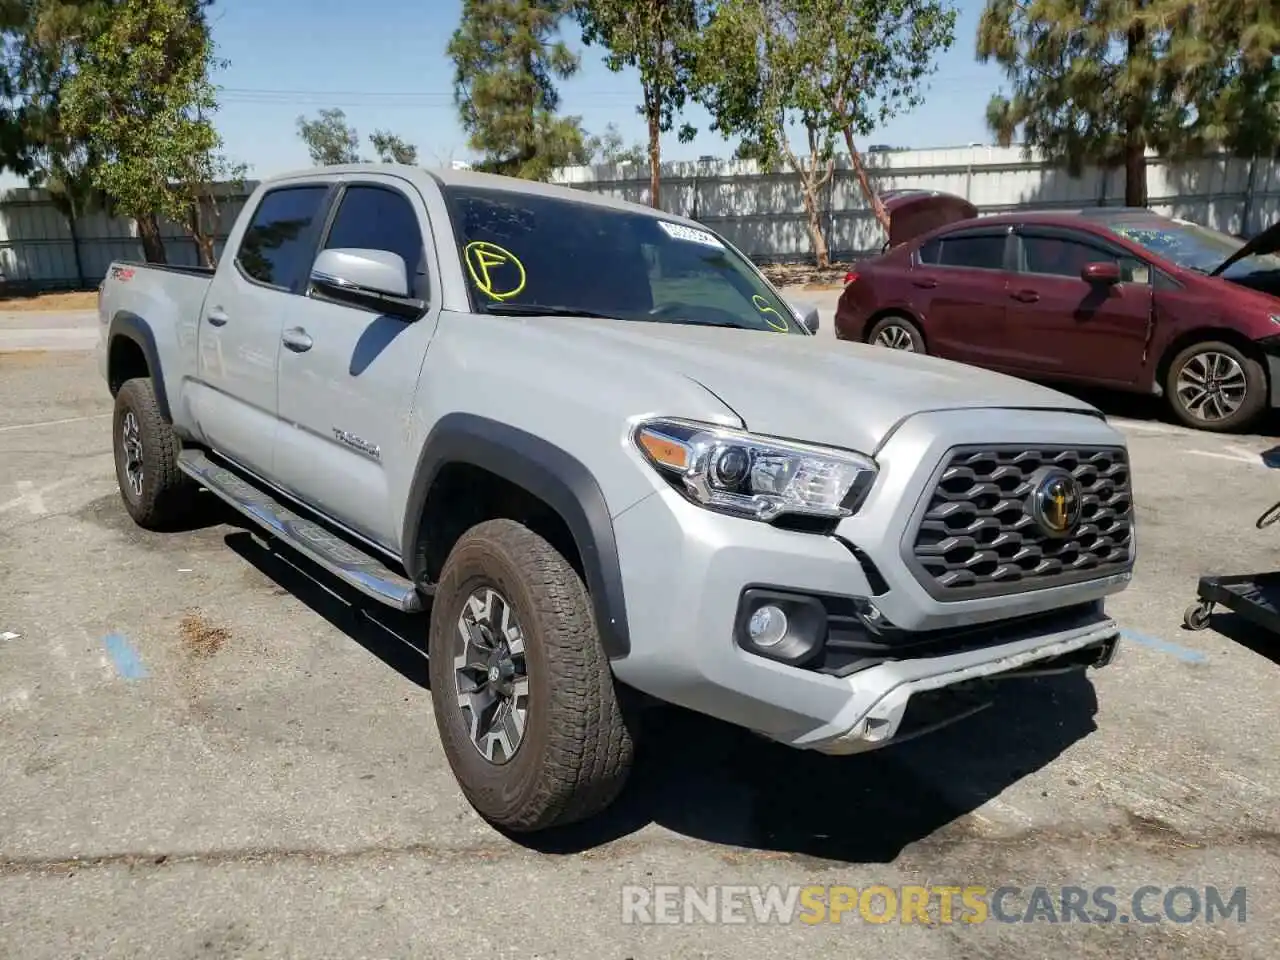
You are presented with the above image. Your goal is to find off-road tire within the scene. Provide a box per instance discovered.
[1164,340,1267,433]
[866,314,927,354]
[112,376,195,529]
[428,518,635,832]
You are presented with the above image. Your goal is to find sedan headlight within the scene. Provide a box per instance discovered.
[632,417,878,522]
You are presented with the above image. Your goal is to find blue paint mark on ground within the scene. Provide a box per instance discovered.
[1120,629,1207,664]
[102,633,148,680]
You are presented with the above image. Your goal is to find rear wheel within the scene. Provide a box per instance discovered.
[1164,340,1267,432]
[866,314,926,354]
[112,377,195,529]
[427,518,635,833]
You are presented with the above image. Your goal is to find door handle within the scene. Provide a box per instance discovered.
[206,308,229,326]
[1010,289,1040,303]
[282,327,313,353]
[912,277,938,289]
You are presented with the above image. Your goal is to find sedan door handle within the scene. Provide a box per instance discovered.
[282,327,313,353]
[206,308,229,327]
[1010,289,1040,303]
[911,277,938,289]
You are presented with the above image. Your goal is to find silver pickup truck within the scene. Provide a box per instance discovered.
[97,164,1134,832]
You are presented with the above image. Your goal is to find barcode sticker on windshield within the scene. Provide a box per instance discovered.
[658,221,724,248]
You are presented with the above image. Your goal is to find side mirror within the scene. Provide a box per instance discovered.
[1081,261,1121,285]
[310,248,425,318]
[787,299,821,334]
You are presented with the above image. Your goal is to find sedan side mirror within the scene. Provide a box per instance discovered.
[1081,261,1121,285]
[311,247,425,319]
[787,298,821,333]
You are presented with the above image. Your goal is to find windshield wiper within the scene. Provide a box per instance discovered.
[483,303,621,320]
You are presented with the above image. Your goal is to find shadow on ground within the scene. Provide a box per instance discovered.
[220,525,1101,864]
[1198,612,1280,668]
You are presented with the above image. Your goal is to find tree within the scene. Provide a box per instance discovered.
[61,0,234,264]
[575,0,699,207]
[584,122,648,165]
[822,0,955,234]
[448,0,588,180]
[369,129,418,164]
[697,0,954,265]
[2,1,110,282]
[978,0,1280,207]
[297,108,361,165]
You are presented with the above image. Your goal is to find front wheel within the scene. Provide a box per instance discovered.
[427,518,635,833]
[1165,341,1267,432]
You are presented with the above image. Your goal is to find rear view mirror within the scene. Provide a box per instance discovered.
[311,247,425,318]
[787,299,820,333]
[1081,261,1121,284]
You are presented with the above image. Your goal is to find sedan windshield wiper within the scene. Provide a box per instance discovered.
[483,303,621,320]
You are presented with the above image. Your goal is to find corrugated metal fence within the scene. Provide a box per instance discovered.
[3,146,1278,289]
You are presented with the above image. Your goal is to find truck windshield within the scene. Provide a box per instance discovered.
[440,185,805,334]
[1106,217,1280,278]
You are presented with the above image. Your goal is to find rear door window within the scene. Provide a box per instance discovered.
[320,185,428,298]
[235,186,329,290]
[934,234,1007,270]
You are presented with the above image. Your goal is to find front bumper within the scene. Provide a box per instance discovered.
[608,407,1132,752]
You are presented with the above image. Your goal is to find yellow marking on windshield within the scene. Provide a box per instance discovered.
[464,241,527,301]
[752,294,791,332]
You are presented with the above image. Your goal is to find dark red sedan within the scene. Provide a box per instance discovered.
[835,192,1280,431]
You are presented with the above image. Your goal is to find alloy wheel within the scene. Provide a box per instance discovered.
[874,324,916,351]
[120,410,144,498]
[453,586,530,764]
[1175,351,1248,423]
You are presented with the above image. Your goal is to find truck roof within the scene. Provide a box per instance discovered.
[261,163,705,229]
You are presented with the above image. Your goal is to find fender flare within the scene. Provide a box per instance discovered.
[107,311,171,422]
[402,413,631,659]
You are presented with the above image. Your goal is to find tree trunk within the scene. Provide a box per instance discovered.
[187,199,216,267]
[1124,17,1149,207]
[647,102,661,210]
[799,181,830,269]
[136,213,167,264]
[1123,140,1147,207]
[843,129,889,233]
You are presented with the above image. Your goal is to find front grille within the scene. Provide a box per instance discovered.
[908,445,1133,600]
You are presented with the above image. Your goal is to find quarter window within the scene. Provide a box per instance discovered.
[235,186,328,289]
[322,185,427,297]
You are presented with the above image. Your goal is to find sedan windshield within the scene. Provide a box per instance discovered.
[440,185,806,334]
[1105,217,1280,278]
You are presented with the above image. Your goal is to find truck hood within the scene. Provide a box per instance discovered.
[535,317,1100,453]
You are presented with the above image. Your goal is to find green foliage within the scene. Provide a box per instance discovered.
[0,0,108,214]
[978,0,1280,204]
[575,0,700,203]
[584,122,648,166]
[370,130,419,164]
[60,0,234,260]
[448,0,588,180]
[696,0,955,261]
[296,108,361,165]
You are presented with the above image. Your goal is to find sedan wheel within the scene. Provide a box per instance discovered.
[877,324,915,350]
[1165,341,1266,432]
[866,315,926,354]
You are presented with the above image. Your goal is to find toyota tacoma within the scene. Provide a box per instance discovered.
[97,165,1134,832]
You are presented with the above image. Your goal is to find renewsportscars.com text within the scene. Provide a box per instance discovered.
[620,884,1248,925]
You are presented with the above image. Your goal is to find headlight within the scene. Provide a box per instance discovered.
[632,417,877,522]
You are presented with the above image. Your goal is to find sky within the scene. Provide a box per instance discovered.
[205,0,1008,180]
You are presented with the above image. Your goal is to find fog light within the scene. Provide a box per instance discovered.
[748,604,788,647]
